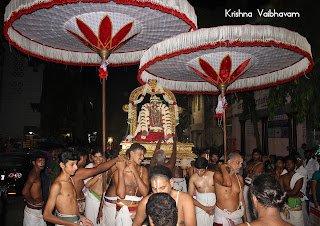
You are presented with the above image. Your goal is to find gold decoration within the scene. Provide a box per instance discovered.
[120,141,197,159]
[148,79,158,89]
[124,80,179,135]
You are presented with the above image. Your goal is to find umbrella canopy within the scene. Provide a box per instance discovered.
[138,25,313,94]
[138,24,314,161]
[4,0,197,152]
[4,0,197,66]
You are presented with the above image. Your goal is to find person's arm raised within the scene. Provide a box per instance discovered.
[166,136,177,172]
[128,161,149,197]
[77,156,119,180]
[114,160,126,199]
[84,174,100,188]
[150,137,165,169]
[215,164,232,187]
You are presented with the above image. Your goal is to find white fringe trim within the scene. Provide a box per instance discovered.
[139,25,313,93]
[141,57,311,93]
[7,26,144,65]
[5,0,196,65]
[5,0,197,26]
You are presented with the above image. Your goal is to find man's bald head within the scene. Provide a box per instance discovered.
[155,149,166,163]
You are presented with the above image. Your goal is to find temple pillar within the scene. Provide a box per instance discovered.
[240,119,246,156]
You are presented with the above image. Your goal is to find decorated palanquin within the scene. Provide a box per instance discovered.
[120,80,196,164]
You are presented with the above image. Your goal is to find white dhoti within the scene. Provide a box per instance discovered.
[23,205,46,226]
[213,204,244,226]
[115,196,142,226]
[102,196,117,226]
[281,204,304,226]
[280,173,305,226]
[55,210,82,226]
[173,178,187,192]
[195,191,216,226]
[85,189,101,226]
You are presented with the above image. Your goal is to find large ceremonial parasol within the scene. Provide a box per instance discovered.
[4,0,197,151]
[138,25,314,161]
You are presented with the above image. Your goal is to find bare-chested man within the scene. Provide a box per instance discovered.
[97,149,119,226]
[71,147,119,215]
[243,148,265,222]
[173,165,187,192]
[279,155,304,226]
[22,150,47,226]
[114,143,149,225]
[43,148,93,225]
[214,152,247,225]
[133,165,196,226]
[83,148,106,225]
[188,157,215,226]
[150,136,177,173]
[273,156,288,179]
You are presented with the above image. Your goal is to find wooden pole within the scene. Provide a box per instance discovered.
[102,78,106,153]
[98,49,111,154]
[217,84,228,163]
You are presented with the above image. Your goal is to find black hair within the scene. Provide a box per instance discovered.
[75,147,88,157]
[128,143,147,158]
[304,149,312,154]
[58,148,80,164]
[285,155,297,165]
[269,155,276,160]
[292,152,300,157]
[249,174,287,211]
[252,148,262,155]
[149,165,172,182]
[275,156,285,164]
[209,147,219,157]
[31,150,46,162]
[146,193,178,226]
[194,157,208,169]
[91,147,103,156]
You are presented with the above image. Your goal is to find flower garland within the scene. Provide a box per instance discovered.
[133,102,173,141]
[127,82,179,127]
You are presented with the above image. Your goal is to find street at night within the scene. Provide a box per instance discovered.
[1,0,320,226]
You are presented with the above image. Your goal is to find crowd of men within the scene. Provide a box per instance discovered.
[21,138,320,226]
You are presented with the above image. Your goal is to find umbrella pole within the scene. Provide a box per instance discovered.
[102,78,106,153]
[218,84,228,163]
[223,105,227,163]
[98,49,111,154]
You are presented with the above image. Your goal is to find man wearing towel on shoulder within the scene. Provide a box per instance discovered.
[213,152,247,225]
[280,155,305,226]
[188,157,216,226]
[114,143,149,226]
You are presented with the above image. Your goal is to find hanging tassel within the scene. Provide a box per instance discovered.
[215,94,228,118]
[99,59,109,79]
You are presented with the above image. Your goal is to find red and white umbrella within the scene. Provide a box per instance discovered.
[138,25,314,160]
[4,0,197,151]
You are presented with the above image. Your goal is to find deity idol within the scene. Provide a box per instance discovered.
[134,95,173,143]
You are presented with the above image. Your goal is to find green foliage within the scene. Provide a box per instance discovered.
[268,62,320,128]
